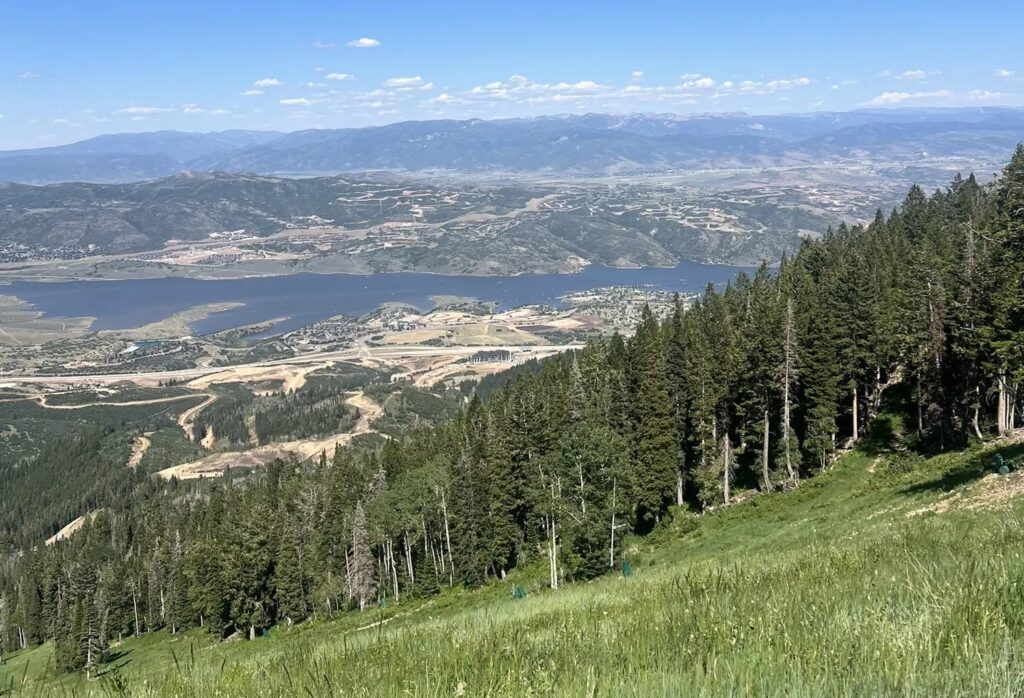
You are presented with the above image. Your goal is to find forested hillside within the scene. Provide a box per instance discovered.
[1,146,1022,677]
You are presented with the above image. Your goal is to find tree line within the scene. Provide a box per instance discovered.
[1,146,1022,673]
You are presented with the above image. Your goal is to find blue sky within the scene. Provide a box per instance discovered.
[1,0,1022,149]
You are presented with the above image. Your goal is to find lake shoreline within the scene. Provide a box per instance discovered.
[0,255,760,285]
[3,261,754,339]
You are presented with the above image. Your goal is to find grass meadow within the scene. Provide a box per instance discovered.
[5,439,1024,696]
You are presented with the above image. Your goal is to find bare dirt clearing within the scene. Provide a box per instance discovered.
[157,391,385,480]
[126,432,153,469]
[177,393,217,441]
[32,393,201,410]
[44,511,100,546]
[907,430,1024,517]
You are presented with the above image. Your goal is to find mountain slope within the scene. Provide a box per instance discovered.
[2,109,1023,183]
[0,130,282,184]
[6,440,1024,695]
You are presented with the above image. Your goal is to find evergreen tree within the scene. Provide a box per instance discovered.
[628,305,678,528]
[348,502,377,610]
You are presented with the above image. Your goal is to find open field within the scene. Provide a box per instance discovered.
[99,302,245,341]
[6,434,1024,695]
[0,295,93,345]
[0,298,246,347]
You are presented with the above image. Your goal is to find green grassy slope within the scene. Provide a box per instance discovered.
[5,436,1024,696]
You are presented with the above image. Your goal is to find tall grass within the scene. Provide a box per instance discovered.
[6,445,1024,696]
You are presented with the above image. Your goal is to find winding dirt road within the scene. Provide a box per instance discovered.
[126,433,153,469]
[32,393,203,410]
[177,392,217,441]
[156,390,387,480]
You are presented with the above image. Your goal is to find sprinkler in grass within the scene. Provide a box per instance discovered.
[993,454,1013,475]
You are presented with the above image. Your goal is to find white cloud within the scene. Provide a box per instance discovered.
[304,81,327,88]
[862,88,1020,107]
[862,89,954,106]
[631,70,644,81]
[457,72,703,108]
[675,74,811,95]
[279,97,320,106]
[17,71,40,80]
[116,105,174,115]
[180,105,231,116]
[682,76,716,89]
[892,69,942,81]
[312,40,336,49]
[967,89,1011,102]
[241,89,264,96]
[550,80,604,92]
[995,68,1015,78]
[326,72,354,81]
[738,77,812,93]
[347,37,380,48]
[253,78,282,87]
[384,76,426,88]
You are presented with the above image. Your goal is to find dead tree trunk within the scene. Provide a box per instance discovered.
[439,489,454,586]
[722,433,732,506]
[851,384,859,444]
[781,298,798,485]
[998,375,1009,434]
[609,478,617,568]
[762,409,773,491]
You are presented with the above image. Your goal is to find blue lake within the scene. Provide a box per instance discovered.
[5,261,751,336]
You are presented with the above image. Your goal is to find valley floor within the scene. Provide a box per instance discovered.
[4,437,1024,696]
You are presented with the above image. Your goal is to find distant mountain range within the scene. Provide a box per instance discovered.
[2,108,1022,183]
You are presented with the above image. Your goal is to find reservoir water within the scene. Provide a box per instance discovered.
[4,261,751,336]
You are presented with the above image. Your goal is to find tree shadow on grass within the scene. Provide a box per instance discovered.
[860,414,903,456]
[94,648,133,678]
[899,443,1024,496]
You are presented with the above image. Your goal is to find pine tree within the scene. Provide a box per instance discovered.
[627,305,678,528]
[274,519,309,624]
[985,145,1024,433]
[348,502,377,610]
[737,263,782,490]
[667,295,690,505]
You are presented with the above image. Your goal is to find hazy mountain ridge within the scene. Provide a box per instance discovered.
[2,109,1022,183]
[0,130,282,184]
[0,171,850,271]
